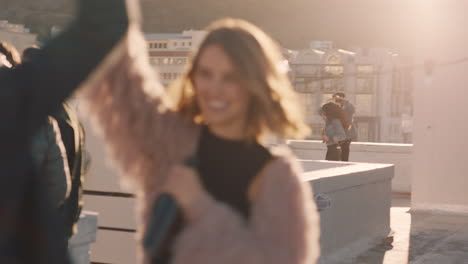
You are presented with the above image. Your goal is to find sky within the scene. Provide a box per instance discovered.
[139,0,424,55]
[140,0,467,58]
[262,0,467,58]
[3,0,468,59]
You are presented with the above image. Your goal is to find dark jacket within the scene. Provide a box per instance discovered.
[31,117,71,208]
[341,100,357,140]
[0,0,130,263]
[53,103,86,238]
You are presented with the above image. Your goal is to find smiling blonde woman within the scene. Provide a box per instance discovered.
[82,18,320,264]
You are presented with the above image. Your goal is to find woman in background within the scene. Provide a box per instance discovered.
[321,102,347,161]
[82,18,320,264]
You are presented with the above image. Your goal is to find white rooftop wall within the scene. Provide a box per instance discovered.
[411,1,468,214]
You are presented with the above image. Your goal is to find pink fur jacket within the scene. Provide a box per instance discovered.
[79,23,320,264]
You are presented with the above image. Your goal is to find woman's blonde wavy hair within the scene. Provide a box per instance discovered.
[170,18,310,141]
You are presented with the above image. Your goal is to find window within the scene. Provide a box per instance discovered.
[174,42,178,47]
[294,78,306,92]
[323,65,344,76]
[305,81,320,93]
[189,42,192,46]
[320,78,345,93]
[356,78,374,93]
[357,65,375,77]
[182,42,185,47]
[294,65,321,76]
[355,94,373,116]
[321,94,334,104]
[326,53,342,64]
[357,122,370,142]
[303,94,316,115]
[311,125,324,139]
[322,79,333,92]
[297,94,314,114]
[163,43,167,49]
[175,58,186,65]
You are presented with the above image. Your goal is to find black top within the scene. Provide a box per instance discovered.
[155,126,273,264]
[196,126,273,219]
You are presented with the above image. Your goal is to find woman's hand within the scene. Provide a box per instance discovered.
[162,164,206,211]
[322,135,329,142]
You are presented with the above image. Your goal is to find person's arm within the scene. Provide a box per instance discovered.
[348,101,355,115]
[79,26,196,189]
[345,101,355,119]
[169,157,320,264]
[44,117,72,208]
[0,0,131,143]
[29,118,71,208]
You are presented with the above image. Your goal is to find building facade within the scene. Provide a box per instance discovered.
[289,44,413,143]
[145,30,206,86]
[0,20,37,52]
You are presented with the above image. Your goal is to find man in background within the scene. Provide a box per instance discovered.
[333,93,357,161]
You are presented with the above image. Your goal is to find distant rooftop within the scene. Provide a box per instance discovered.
[145,33,192,40]
[0,20,31,33]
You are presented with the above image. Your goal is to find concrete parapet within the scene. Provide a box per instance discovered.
[300,160,394,263]
[290,140,411,193]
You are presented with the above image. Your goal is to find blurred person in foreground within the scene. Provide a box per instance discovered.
[0,0,135,262]
[23,46,88,243]
[333,93,356,161]
[19,46,73,214]
[81,18,320,264]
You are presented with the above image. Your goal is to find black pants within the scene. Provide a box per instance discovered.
[340,140,352,161]
[326,144,341,161]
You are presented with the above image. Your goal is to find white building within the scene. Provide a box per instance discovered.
[289,44,413,143]
[0,20,37,52]
[145,30,206,86]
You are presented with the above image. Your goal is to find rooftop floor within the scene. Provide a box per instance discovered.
[346,194,468,264]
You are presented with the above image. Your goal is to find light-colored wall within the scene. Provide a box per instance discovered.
[288,140,412,193]
[411,2,468,214]
[77,105,138,264]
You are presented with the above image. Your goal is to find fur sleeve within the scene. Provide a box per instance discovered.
[171,157,320,264]
[79,26,194,190]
